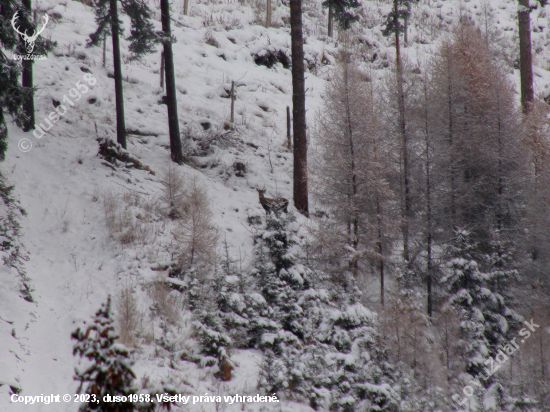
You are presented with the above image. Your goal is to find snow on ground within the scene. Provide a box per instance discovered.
[1,0,549,410]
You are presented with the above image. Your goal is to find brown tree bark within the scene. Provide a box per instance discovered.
[518,0,534,113]
[327,4,333,38]
[102,32,107,68]
[22,0,34,132]
[109,0,126,149]
[290,0,309,216]
[266,0,272,28]
[161,0,184,164]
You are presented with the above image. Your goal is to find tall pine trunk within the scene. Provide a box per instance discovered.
[161,0,184,164]
[327,4,333,38]
[290,0,308,216]
[109,0,126,149]
[394,0,410,264]
[518,0,534,114]
[22,0,34,132]
[422,79,433,318]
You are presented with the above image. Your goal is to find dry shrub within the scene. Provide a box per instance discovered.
[159,160,187,219]
[103,190,153,244]
[148,274,181,325]
[173,176,219,279]
[380,293,444,386]
[204,29,220,48]
[116,284,142,346]
[432,304,467,389]
[303,218,349,281]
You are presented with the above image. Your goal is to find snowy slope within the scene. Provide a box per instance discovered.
[1,0,549,410]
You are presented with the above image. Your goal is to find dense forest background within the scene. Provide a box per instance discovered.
[1,0,550,411]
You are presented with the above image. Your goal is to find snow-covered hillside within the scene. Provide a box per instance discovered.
[1,0,550,410]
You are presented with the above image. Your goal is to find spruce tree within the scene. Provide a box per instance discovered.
[249,213,404,410]
[88,0,157,149]
[72,296,138,411]
[1,0,25,150]
[11,1,55,132]
[322,0,360,36]
[0,1,31,301]
[440,230,519,378]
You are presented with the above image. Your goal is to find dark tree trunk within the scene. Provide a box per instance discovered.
[328,4,333,38]
[160,52,165,89]
[102,32,107,68]
[394,0,410,264]
[109,0,126,149]
[422,75,433,318]
[161,0,184,164]
[518,0,534,113]
[22,0,34,132]
[230,81,235,124]
[290,0,308,216]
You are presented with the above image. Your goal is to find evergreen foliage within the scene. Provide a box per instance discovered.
[72,297,179,411]
[186,212,406,410]
[88,0,157,58]
[381,0,419,37]
[440,230,520,378]
[13,5,55,57]
[321,0,360,30]
[125,0,157,59]
[72,296,139,411]
[0,175,31,301]
[0,0,24,152]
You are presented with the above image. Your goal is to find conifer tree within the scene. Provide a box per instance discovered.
[382,0,419,266]
[0,0,35,146]
[88,0,157,149]
[322,0,360,37]
[311,53,395,296]
[160,0,184,163]
[440,230,520,378]
[250,213,404,410]
[518,0,534,113]
[0,1,31,301]
[72,296,139,411]
[0,0,20,157]
[428,24,525,264]
[12,0,55,132]
[290,0,309,216]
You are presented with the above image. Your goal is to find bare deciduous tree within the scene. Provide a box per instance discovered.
[116,283,141,346]
[159,160,186,219]
[311,53,395,298]
[173,177,219,279]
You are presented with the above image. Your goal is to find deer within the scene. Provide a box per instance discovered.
[12,11,49,55]
[256,186,289,214]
